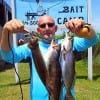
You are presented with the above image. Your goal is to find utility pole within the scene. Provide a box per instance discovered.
[11,0,19,83]
[87,0,93,80]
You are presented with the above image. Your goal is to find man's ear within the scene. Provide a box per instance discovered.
[37,27,40,33]
[55,25,58,32]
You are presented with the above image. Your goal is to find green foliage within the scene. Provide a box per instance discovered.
[54,33,65,40]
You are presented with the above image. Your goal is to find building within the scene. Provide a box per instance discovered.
[0,0,12,37]
[0,0,12,70]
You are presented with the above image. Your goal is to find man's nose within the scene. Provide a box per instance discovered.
[45,24,49,29]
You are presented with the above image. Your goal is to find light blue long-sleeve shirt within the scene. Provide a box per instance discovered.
[0,33,99,100]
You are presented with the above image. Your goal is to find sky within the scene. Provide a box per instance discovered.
[92,0,100,32]
[4,0,100,32]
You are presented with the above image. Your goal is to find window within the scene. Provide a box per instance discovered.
[0,4,5,26]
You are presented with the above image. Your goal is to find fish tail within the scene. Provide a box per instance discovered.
[66,90,74,100]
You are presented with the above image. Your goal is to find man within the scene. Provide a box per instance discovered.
[0,15,98,100]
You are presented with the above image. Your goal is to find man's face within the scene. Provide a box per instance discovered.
[37,16,57,39]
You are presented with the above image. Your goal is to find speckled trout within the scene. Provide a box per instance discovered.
[60,34,75,100]
[28,36,47,87]
[28,36,61,100]
[45,40,62,100]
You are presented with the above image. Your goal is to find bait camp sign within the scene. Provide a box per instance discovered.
[14,0,88,36]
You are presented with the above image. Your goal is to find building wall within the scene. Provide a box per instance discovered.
[0,26,2,42]
[0,0,12,63]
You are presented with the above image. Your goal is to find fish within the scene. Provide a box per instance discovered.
[59,34,75,100]
[45,40,62,100]
[28,36,48,87]
[28,36,62,100]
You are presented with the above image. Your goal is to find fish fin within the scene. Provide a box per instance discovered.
[50,39,59,49]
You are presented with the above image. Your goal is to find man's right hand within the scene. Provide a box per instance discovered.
[2,19,27,34]
[0,19,27,51]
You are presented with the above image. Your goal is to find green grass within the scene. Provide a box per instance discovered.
[0,58,100,100]
[75,58,100,100]
[0,63,30,100]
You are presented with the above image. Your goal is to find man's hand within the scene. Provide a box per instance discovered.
[0,19,28,51]
[2,19,27,34]
[65,18,95,38]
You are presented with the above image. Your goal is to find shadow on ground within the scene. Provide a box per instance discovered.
[76,75,100,80]
[0,60,14,72]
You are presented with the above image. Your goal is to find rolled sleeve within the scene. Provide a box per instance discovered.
[73,33,99,52]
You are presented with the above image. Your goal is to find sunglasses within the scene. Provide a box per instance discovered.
[39,23,55,28]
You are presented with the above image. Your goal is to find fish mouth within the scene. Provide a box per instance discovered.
[67,37,73,40]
